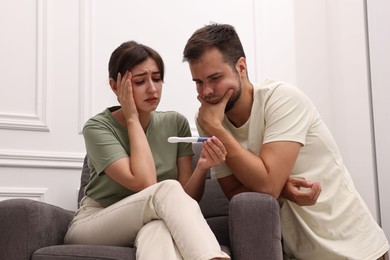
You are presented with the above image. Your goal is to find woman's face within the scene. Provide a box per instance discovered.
[130,57,163,113]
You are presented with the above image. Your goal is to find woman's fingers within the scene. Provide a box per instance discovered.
[116,71,133,103]
[209,136,227,156]
[202,137,226,164]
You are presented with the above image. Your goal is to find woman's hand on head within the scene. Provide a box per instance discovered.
[197,136,227,170]
[116,71,139,122]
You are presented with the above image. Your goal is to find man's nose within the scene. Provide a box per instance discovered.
[202,84,214,96]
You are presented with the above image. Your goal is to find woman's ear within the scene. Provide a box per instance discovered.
[109,78,118,95]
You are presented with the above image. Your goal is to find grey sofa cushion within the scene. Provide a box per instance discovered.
[32,245,135,260]
[229,192,283,260]
[78,156,90,204]
[199,178,230,247]
[199,178,229,218]
[32,244,231,260]
[0,199,74,260]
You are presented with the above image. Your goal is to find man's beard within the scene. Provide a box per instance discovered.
[224,82,242,113]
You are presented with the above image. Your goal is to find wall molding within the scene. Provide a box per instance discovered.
[0,113,48,131]
[0,187,47,202]
[0,0,49,132]
[0,149,84,169]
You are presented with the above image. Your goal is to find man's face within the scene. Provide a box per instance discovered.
[189,48,241,112]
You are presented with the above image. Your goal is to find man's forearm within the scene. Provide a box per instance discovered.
[207,127,277,195]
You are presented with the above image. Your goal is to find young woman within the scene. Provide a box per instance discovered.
[64,41,230,260]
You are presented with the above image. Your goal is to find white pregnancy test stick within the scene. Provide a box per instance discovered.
[167,137,211,143]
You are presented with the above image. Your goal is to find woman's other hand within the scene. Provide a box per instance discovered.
[197,136,227,170]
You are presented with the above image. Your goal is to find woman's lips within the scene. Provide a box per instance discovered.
[145,97,158,104]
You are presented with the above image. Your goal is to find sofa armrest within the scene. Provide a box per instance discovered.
[229,192,283,260]
[0,199,74,260]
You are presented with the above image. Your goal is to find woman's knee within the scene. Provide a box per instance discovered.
[154,180,191,201]
[157,180,183,193]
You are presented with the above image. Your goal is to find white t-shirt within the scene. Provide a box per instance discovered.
[196,79,389,259]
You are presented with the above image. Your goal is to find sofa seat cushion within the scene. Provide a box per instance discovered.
[199,179,229,218]
[32,245,135,260]
[32,244,231,260]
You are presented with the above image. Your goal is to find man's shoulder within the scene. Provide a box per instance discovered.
[254,79,303,97]
[255,79,293,90]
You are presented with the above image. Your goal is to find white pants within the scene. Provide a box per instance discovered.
[64,180,229,260]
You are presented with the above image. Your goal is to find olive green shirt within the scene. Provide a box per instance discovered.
[83,107,194,207]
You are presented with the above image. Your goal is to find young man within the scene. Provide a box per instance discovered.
[183,23,389,260]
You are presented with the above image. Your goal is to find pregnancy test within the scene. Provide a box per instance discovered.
[167,137,211,143]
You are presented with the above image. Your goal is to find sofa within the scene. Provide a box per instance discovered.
[0,143,283,260]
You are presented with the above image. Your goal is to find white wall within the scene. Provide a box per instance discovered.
[366,0,390,240]
[294,0,379,219]
[0,0,388,239]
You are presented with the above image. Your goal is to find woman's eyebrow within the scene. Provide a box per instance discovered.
[132,71,161,78]
[132,72,147,78]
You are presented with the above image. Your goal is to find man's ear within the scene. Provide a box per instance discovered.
[109,78,118,95]
[235,57,247,77]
